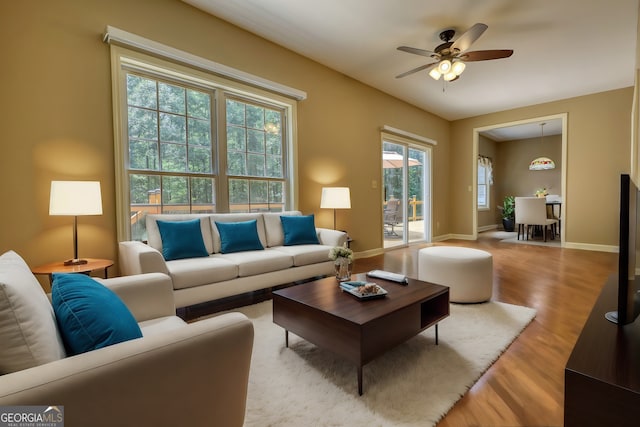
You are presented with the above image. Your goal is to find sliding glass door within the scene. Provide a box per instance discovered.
[383,140,430,248]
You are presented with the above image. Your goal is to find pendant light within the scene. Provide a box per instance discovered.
[529,123,556,171]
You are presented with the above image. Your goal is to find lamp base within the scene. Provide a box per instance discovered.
[63,258,88,266]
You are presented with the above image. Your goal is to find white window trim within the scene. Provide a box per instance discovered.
[103,26,306,101]
[381,125,437,146]
[477,164,490,211]
[477,156,492,211]
[109,45,298,241]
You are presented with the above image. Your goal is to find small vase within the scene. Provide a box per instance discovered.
[334,257,353,282]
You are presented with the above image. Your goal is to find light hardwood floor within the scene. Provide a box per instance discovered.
[353,234,617,427]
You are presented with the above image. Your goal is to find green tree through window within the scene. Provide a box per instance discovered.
[225,97,285,213]
[124,73,288,240]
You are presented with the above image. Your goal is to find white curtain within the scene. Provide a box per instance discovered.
[478,156,493,185]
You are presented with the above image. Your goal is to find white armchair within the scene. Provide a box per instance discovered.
[0,251,254,427]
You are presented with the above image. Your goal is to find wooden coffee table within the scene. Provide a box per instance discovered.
[272,273,449,395]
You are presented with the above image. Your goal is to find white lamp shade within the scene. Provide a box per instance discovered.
[49,181,103,216]
[428,67,442,80]
[452,61,466,75]
[437,60,452,74]
[443,72,457,81]
[320,187,351,209]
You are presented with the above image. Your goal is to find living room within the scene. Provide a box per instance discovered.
[0,0,638,426]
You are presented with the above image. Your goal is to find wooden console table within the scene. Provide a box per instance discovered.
[565,275,640,426]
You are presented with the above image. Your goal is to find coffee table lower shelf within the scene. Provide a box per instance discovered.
[272,274,449,395]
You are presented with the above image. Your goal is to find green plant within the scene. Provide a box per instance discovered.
[328,245,353,262]
[502,196,515,220]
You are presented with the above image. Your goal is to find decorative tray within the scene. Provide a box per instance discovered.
[339,281,388,300]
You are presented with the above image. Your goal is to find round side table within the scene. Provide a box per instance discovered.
[32,258,114,285]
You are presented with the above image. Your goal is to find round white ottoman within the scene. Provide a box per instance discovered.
[418,246,493,303]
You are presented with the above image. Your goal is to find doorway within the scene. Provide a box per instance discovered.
[382,138,431,249]
[473,113,568,244]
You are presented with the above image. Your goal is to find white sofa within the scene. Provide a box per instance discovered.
[119,211,347,308]
[0,250,254,427]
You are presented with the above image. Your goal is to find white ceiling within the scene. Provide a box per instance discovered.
[481,119,562,142]
[183,0,638,138]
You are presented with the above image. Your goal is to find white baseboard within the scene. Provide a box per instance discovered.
[354,248,384,259]
[432,234,452,242]
[563,242,618,253]
[478,224,499,232]
[433,233,476,241]
[447,234,476,241]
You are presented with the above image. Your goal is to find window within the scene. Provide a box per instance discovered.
[477,156,493,210]
[127,74,216,240]
[111,48,295,241]
[225,97,286,213]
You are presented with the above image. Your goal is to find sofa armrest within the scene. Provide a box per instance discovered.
[95,273,175,322]
[119,241,169,276]
[317,228,348,247]
[0,312,254,427]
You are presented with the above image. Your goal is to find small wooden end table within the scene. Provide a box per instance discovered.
[32,258,114,285]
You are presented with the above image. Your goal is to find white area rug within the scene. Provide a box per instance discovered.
[482,230,561,247]
[223,299,536,427]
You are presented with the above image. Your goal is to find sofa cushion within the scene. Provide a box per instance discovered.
[157,219,209,261]
[271,245,334,267]
[216,249,293,277]
[214,220,264,254]
[52,273,142,356]
[167,256,239,290]
[210,213,267,253]
[281,215,320,246]
[146,214,214,254]
[0,251,66,374]
[264,211,302,247]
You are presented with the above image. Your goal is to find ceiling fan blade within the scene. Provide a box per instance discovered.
[395,63,437,79]
[451,23,488,53]
[461,49,513,61]
[397,46,436,58]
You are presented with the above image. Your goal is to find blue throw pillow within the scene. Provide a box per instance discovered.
[51,273,142,356]
[280,214,320,245]
[215,220,264,254]
[156,218,209,261]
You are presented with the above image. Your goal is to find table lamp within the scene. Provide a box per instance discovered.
[49,181,103,266]
[320,187,351,230]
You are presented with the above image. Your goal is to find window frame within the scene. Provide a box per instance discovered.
[477,160,490,211]
[109,46,298,241]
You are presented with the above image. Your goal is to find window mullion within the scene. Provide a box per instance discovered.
[216,92,229,212]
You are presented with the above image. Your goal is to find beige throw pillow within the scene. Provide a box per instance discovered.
[0,251,66,374]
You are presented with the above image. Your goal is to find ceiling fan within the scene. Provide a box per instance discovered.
[396,23,513,82]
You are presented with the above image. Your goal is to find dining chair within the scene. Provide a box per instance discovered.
[514,197,558,242]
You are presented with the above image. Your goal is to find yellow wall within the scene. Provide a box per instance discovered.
[496,134,562,201]
[0,0,450,274]
[452,88,633,247]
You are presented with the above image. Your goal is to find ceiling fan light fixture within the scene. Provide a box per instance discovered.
[428,68,442,80]
[437,60,452,74]
[452,61,466,76]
